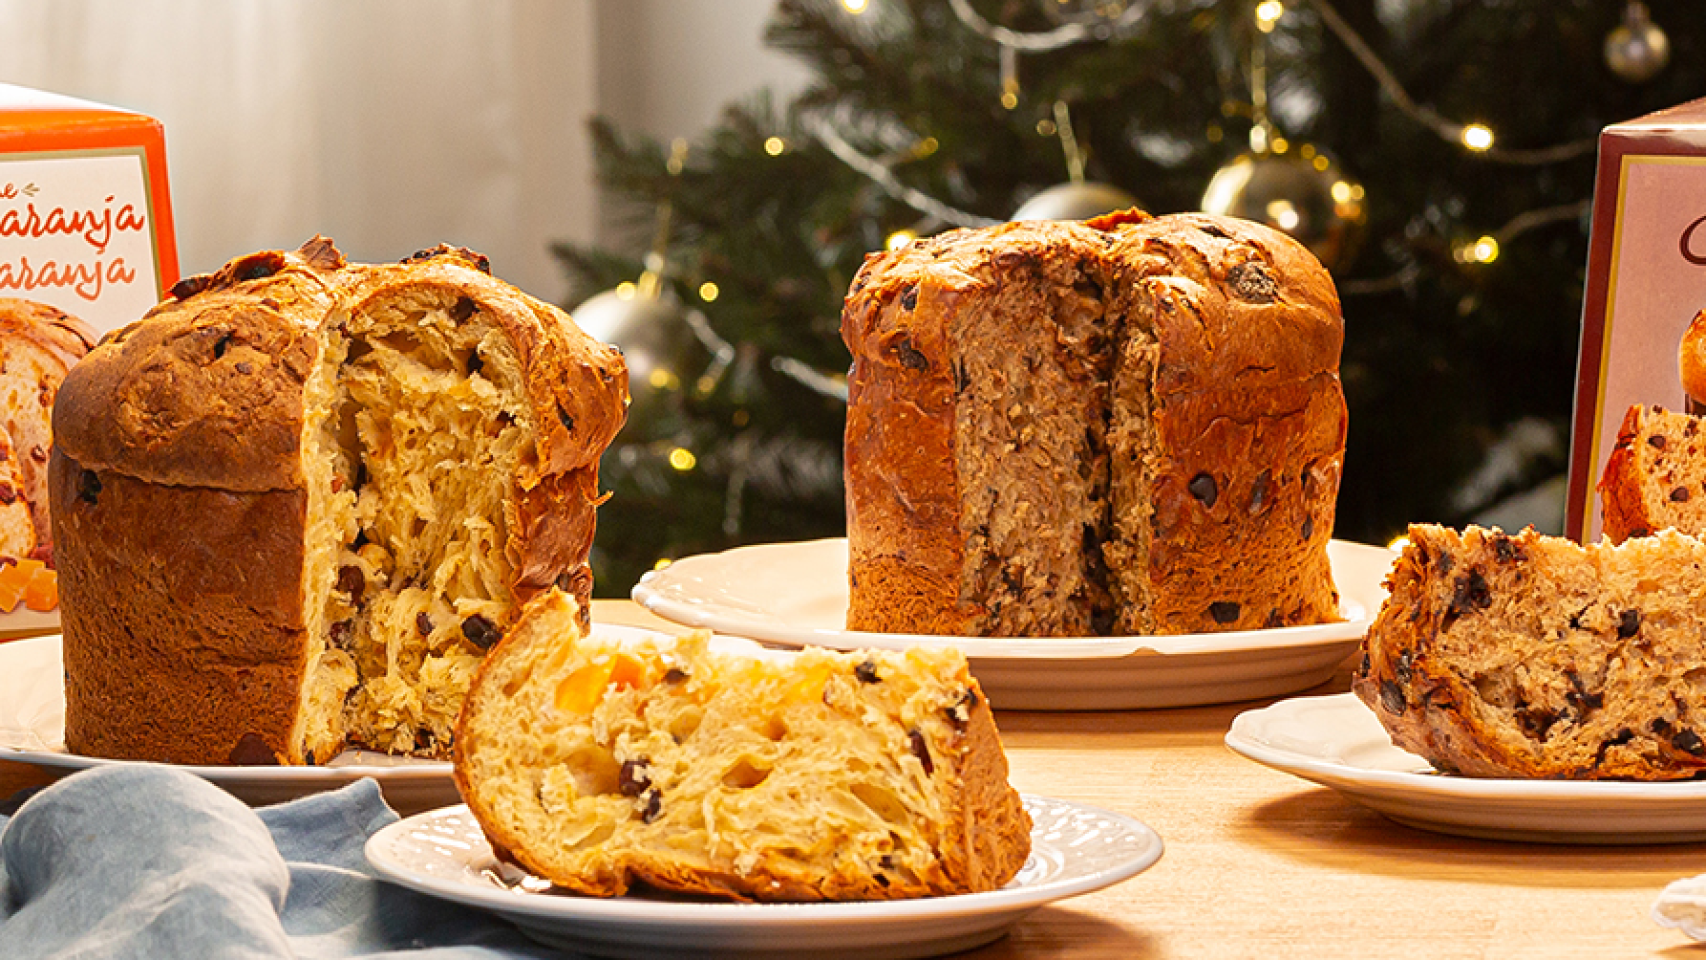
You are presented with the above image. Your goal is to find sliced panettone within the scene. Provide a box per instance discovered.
[453,590,1032,901]
[1356,523,1706,779]
[1598,403,1706,543]
[0,298,97,561]
[51,237,628,765]
[0,429,35,561]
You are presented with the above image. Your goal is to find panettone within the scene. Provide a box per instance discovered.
[453,590,1031,901]
[0,298,97,563]
[1598,403,1706,543]
[51,237,628,765]
[841,210,1346,637]
[1356,523,1706,780]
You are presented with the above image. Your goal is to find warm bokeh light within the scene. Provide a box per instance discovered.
[1256,1,1284,32]
[698,281,719,302]
[764,136,786,156]
[668,447,697,471]
[886,229,917,251]
[1461,123,1495,151]
[615,281,637,300]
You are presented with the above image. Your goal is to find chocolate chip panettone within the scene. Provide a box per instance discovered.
[52,237,628,765]
[454,590,1031,901]
[1356,523,1706,780]
[1598,404,1706,543]
[841,210,1346,637]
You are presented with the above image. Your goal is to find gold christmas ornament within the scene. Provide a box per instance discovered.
[1605,1,1669,84]
[1200,151,1366,271]
[1012,181,1140,221]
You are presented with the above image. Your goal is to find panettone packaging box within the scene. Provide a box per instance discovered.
[0,83,179,335]
[1568,97,1706,542]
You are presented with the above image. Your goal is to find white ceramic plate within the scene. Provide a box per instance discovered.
[365,795,1163,960]
[1226,692,1706,844]
[633,538,1391,710]
[0,624,674,814]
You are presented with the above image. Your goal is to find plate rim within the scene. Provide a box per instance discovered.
[363,793,1164,926]
[1225,692,1706,803]
[0,623,676,784]
[632,537,1391,661]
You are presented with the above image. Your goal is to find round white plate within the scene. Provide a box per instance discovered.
[365,795,1163,960]
[633,538,1391,710]
[1226,692,1706,844]
[0,624,673,814]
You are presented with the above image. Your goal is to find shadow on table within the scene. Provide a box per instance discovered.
[1236,787,1706,889]
[970,906,1161,959]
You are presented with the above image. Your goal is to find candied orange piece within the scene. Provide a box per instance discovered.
[0,558,40,613]
[555,659,614,714]
[22,566,56,612]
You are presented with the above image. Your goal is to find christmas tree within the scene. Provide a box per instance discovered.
[555,0,1702,597]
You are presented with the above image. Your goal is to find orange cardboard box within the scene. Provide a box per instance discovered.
[0,83,178,336]
[1567,97,1706,542]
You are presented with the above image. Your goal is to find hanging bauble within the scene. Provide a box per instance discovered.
[1605,2,1669,84]
[1012,181,1140,222]
[569,284,703,408]
[1200,151,1366,272]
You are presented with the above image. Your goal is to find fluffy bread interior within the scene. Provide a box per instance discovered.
[296,290,535,761]
[454,591,1032,901]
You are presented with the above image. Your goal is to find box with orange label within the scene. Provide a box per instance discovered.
[0,82,178,335]
[1568,97,1706,542]
[0,84,178,636]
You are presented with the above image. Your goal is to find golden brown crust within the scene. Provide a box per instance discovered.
[52,244,340,491]
[1598,404,1650,543]
[841,211,1344,636]
[55,238,628,765]
[54,451,308,765]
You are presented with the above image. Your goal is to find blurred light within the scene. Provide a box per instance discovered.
[1461,123,1495,152]
[1388,535,1410,553]
[1331,180,1354,203]
[915,137,939,157]
[668,447,697,471]
[1270,136,1289,154]
[732,409,751,427]
[764,136,786,156]
[648,368,675,390]
[1256,1,1284,32]
[886,229,917,251]
[698,281,720,302]
[696,374,718,394]
[1456,235,1500,264]
[1266,199,1300,232]
[653,557,674,571]
[1000,91,1019,110]
[1312,155,1330,171]
[615,281,637,300]
[1036,119,1058,136]
[841,0,867,11]
[666,138,688,175]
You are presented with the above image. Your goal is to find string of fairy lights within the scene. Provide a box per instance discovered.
[582,0,1665,562]
[815,0,1625,268]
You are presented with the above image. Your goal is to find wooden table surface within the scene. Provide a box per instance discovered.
[6,600,1705,958]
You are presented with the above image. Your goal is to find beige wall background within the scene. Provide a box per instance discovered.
[0,0,808,305]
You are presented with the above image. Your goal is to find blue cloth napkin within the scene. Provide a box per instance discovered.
[0,764,559,959]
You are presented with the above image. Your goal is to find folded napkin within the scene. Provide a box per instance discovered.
[0,764,556,959]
